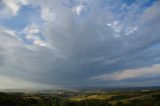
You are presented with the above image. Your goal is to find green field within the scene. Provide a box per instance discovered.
[0,88,160,106]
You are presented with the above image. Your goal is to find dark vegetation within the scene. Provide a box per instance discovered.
[0,89,160,106]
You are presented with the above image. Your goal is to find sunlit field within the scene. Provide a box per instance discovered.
[0,88,160,106]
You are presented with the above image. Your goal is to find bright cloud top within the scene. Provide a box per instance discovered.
[93,64,160,81]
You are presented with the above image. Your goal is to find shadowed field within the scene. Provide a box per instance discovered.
[0,88,160,106]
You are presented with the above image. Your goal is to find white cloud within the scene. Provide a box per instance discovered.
[125,27,137,36]
[107,21,137,38]
[1,27,16,37]
[1,0,29,16]
[93,64,160,81]
[0,27,20,47]
[2,0,19,15]
[41,7,56,22]
[21,23,48,47]
[19,0,29,5]
[33,40,47,47]
[72,4,86,15]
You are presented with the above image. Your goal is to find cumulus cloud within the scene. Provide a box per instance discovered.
[41,7,57,22]
[72,4,86,15]
[21,23,48,47]
[0,0,29,17]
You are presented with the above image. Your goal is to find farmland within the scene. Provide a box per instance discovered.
[0,87,160,106]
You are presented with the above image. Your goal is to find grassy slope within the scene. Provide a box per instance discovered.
[68,90,160,105]
[110,92,160,105]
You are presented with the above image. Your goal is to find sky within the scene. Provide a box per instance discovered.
[0,0,160,89]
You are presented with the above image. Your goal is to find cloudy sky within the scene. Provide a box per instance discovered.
[0,0,160,89]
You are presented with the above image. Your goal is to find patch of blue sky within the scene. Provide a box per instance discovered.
[140,0,157,9]
[0,5,40,31]
[109,0,156,21]
[19,31,46,46]
[122,0,156,7]
[133,0,157,20]
[0,4,45,46]
[19,34,33,45]
[108,0,134,20]
[98,0,121,10]
[122,0,135,5]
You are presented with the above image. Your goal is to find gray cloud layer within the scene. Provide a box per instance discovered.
[0,0,160,88]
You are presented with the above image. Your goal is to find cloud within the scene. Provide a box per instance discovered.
[0,0,160,88]
[21,23,48,47]
[92,64,160,81]
[106,21,138,37]
[72,4,86,15]
[2,0,20,15]
[41,7,56,22]
[0,75,54,89]
[0,26,60,88]
[1,0,29,17]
